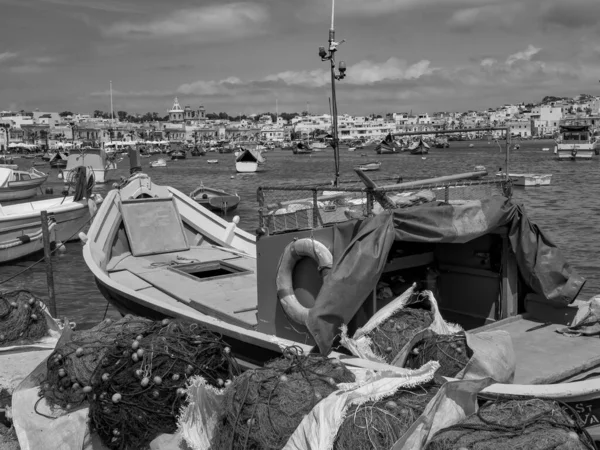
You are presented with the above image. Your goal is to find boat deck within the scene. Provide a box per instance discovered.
[107,246,258,329]
[476,316,600,384]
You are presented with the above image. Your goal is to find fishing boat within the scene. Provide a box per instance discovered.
[409,138,430,155]
[189,183,241,213]
[235,148,264,173]
[0,169,102,263]
[191,147,205,157]
[496,172,552,187]
[207,159,219,164]
[0,167,48,201]
[149,159,167,168]
[171,150,186,160]
[293,142,313,155]
[0,155,14,165]
[354,161,381,171]
[375,133,402,154]
[62,149,117,184]
[49,152,68,169]
[555,121,595,160]
[434,137,450,148]
[78,3,600,442]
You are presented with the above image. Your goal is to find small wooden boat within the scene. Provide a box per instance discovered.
[409,138,430,155]
[62,149,117,184]
[49,152,68,169]
[496,172,552,187]
[191,147,205,157]
[149,159,167,168]
[190,183,241,213]
[207,159,219,164]
[0,155,14,165]
[293,142,313,154]
[235,148,264,173]
[41,152,52,161]
[375,133,402,154]
[0,167,48,201]
[355,161,381,172]
[171,150,186,160]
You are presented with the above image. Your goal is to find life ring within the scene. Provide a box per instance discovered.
[276,238,333,325]
[571,148,577,158]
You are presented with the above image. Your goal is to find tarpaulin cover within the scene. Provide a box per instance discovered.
[306,197,585,354]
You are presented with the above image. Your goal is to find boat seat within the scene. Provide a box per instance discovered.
[0,204,4,216]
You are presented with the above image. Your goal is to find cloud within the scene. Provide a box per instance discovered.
[447,3,524,31]
[85,44,597,113]
[540,0,600,29]
[299,0,501,20]
[18,0,142,13]
[103,3,269,42]
[0,52,17,63]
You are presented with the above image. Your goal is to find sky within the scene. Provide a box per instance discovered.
[1,0,600,116]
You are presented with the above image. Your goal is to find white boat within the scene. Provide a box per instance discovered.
[0,193,103,264]
[0,167,48,201]
[542,147,550,152]
[207,159,219,164]
[355,161,381,171]
[496,172,552,187]
[149,158,167,168]
[556,122,595,160]
[235,148,264,173]
[62,149,118,184]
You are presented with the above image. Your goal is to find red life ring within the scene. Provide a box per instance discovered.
[276,238,333,325]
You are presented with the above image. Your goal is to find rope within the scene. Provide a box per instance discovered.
[0,213,94,286]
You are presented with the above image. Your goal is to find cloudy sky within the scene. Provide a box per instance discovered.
[1,0,600,115]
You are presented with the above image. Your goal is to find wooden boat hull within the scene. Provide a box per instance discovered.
[498,173,552,187]
[171,154,186,160]
[0,186,41,202]
[355,162,381,171]
[0,238,48,264]
[63,167,111,184]
[236,161,259,173]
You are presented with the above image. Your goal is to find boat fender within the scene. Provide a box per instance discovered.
[79,232,88,244]
[17,235,31,244]
[276,238,333,326]
[571,148,577,158]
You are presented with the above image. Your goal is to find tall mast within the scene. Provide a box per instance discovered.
[110,80,114,124]
[318,0,346,187]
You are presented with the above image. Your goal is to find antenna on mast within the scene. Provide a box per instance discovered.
[318,0,346,187]
[110,80,114,124]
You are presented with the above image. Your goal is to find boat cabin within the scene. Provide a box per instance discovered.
[559,125,591,142]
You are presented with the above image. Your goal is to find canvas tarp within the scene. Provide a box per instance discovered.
[305,196,586,354]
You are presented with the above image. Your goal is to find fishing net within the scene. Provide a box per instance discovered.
[334,383,439,450]
[0,290,49,346]
[40,315,152,410]
[89,319,240,450]
[426,398,597,450]
[368,307,434,363]
[404,332,471,378]
[211,346,356,450]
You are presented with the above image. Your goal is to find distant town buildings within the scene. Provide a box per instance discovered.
[2,94,600,151]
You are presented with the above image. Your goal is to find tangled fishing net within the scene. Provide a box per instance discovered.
[426,398,596,450]
[334,384,439,450]
[405,332,471,378]
[368,307,434,363]
[211,346,356,450]
[0,290,50,346]
[41,315,152,409]
[89,319,240,450]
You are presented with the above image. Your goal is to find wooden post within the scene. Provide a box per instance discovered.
[40,211,57,318]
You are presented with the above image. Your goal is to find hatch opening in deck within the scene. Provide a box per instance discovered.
[171,260,252,281]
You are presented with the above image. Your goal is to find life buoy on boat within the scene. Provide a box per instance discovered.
[571,148,577,158]
[276,238,333,325]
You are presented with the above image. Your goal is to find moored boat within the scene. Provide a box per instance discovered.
[375,133,402,154]
[171,150,186,160]
[207,159,219,164]
[149,158,167,168]
[235,148,264,173]
[189,183,241,213]
[556,121,595,160]
[49,152,68,169]
[62,148,117,184]
[293,142,313,154]
[354,161,381,171]
[409,138,430,155]
[191,147,205,156]
[496,172,552,186]
[0,167,48,201]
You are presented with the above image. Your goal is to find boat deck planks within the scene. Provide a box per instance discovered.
[476,316,600,384]
[107,246,258,328]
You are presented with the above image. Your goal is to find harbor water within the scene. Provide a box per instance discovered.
[1,140,598,325]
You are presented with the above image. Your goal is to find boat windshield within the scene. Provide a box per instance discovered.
[563,132,589,141]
